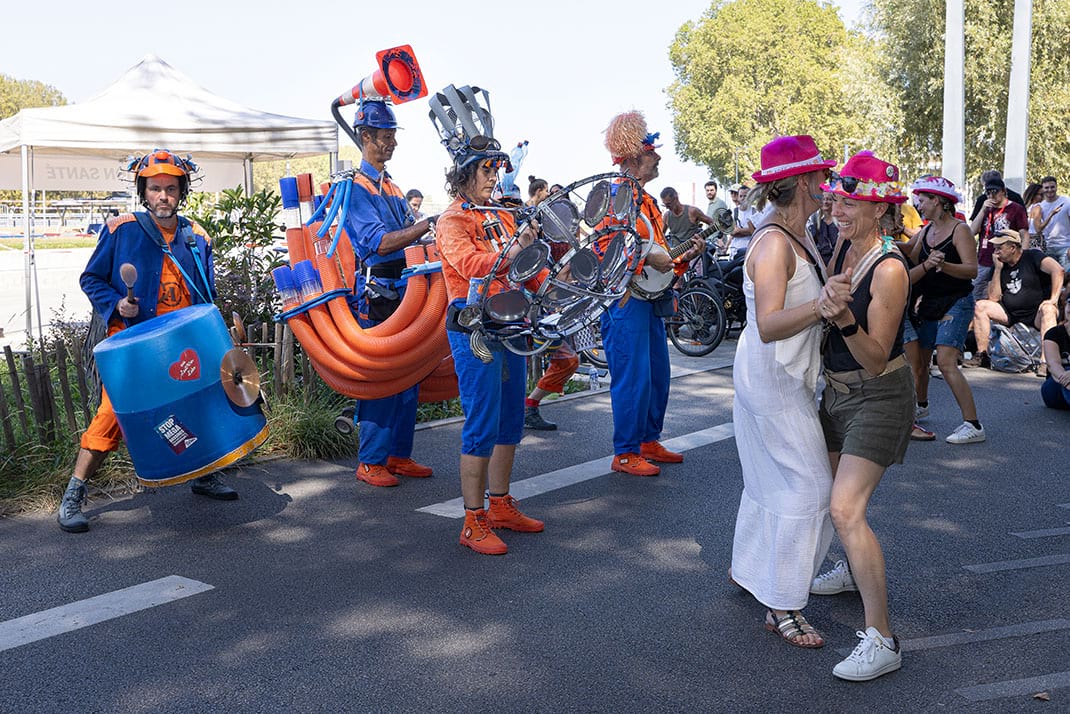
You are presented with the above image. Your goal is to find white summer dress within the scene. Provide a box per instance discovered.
[730,228,833,611]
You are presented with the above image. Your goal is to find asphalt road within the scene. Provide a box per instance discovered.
[1,344,1067,713]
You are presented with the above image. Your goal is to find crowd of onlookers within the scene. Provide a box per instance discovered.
[662,172,1070,431]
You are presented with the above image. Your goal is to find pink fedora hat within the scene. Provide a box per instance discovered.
[751,135,837,183]
[822,151,907,204]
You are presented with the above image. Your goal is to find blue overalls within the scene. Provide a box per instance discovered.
[344,160,419,465]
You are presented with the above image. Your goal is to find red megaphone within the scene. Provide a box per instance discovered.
[335,45,427,107]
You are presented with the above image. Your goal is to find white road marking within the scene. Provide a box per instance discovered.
[963,554,1070,573]
[834,619,1070,657]
[955,671,1070,702]
[0,575,213,653]
[417,422,736,519]
[1011,526,1070,539]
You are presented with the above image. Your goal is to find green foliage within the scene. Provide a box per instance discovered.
[186,186,286,326]
[869,0,1070,185]
[263,381,355,461]
[251,145,361,194]
[668,0,867,180]
[416,398,463,422]
[0,73,65,120]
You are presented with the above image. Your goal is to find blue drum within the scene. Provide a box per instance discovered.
[94,304,268,487]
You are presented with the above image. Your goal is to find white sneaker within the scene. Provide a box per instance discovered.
[833,627,902,681]
[914,404,929,420]
[945,421,986,444]
[810,559,857,595]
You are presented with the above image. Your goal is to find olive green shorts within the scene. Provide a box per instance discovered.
[820,364,914,467]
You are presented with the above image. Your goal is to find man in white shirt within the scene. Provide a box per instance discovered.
[1037,176,1070,273]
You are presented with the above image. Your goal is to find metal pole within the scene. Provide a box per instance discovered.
[243,157,254,195]
[942,0,966,189]
[1002,0,1033,194]
[21,145,33,341]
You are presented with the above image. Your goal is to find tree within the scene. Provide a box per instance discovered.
[869,0,1070,187]
[0,74,66,119]
[667,0,870,181]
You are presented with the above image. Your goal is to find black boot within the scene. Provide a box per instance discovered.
[57,477,89,533]
[524,405,557,431]
[190,473,239,500]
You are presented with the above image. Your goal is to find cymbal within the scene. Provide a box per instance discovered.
[220,348,261,408]
[231,312,247,345]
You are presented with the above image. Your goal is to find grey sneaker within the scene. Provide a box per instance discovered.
[190,473,239,500]
[945,421,985,444]
[914,404,929,420]
[833,627,902,681]
[810,559,857,595]
[57,476,89,533]
[524,406,557,431]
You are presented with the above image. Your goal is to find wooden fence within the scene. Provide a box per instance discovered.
[0,323,308,455]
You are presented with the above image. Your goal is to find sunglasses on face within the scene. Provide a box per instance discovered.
[985,188,1001,196]
[830,172,860,193]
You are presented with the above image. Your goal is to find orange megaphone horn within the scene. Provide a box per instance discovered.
[334,45,427,107]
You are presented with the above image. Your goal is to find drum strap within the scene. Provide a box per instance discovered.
[134,213,211,305]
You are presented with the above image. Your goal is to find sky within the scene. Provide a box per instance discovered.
[1,0,865,210]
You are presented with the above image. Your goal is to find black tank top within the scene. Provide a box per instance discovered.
[916,223,972,299]
[824,243,908,372]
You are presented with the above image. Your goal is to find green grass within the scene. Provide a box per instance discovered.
[0,236,98,249]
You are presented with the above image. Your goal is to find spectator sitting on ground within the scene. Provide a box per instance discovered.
[970,230,1064,373]
[1040,297,1070,409]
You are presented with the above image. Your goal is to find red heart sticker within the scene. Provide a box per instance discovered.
[168,348,201,381]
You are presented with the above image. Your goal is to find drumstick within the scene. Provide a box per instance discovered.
[120,263,138,304]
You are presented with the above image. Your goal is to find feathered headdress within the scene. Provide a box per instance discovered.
[604,111,661,165]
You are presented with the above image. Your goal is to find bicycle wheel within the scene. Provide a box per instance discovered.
[668,286,727,357]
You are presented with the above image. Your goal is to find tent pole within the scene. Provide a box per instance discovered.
[243,157,253,195]
[21,145,33,343]
[330,151,338,174]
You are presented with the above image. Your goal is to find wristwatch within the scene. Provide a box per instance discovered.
[840,321,860,338]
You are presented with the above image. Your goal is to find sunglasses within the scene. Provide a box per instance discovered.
[985,188,1002,196]
[830,172,860,193]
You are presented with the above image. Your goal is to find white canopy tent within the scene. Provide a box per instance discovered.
[0,54,338,342]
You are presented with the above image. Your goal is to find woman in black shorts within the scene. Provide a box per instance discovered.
[811,151,913,682]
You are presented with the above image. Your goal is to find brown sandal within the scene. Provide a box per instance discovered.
[764,610,824,648]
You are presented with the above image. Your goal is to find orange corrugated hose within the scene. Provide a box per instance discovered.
[280,209,457,401]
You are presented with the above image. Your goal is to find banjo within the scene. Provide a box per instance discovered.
[630,209,732,300]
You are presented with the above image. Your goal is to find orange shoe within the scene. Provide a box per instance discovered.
[355,462,399,487]
[460,508,508,555]
[487,494,545,532]
[386,456,433,478]
[640,440,683,463]
[611,453,660,476]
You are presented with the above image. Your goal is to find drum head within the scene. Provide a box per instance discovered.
[713,206,735,233]
[557,296,596,334]
[601,234,629,287]
[539,199,580,242]
[508,242,549,283]
[567,247,601,287]
[483,290,531,323]
[612,185,634,219]
[584,181,611,225]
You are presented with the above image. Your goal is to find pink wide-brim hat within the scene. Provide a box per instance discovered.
[822,151,907,204]
[911,175,963,203]
[751,135,837,183]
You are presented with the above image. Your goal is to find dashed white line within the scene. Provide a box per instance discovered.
[417,422,735,519]
[963,554,1070,574]
[955,671,1070,702]
[0,575,214,652]
[1011,526,1070,539]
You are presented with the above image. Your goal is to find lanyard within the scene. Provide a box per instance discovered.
[134,213,210,304]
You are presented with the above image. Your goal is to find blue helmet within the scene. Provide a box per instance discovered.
[353,100,397,130]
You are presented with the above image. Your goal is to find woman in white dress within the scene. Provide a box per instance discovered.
[730,135,837,648]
